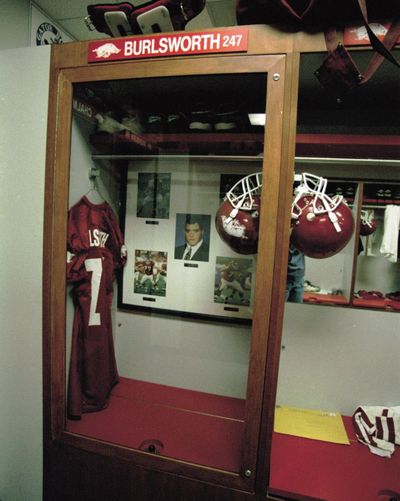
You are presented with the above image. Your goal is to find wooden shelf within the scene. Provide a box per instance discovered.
[90,131,400,160]
[270,415,400,501]
[363,198,400,206]
[353,297,400,311]
[303,292,349,306]
[296,133,400,159]
[90,131,264,156]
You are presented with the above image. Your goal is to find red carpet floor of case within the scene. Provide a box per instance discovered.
[67,376,245,472]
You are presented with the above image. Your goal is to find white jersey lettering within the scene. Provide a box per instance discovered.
[88,229,109,247]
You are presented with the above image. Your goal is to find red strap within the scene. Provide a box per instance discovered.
[357,0,400,71]
[324,26,338,53]
[277,0,317,20]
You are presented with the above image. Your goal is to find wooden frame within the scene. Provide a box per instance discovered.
[42,25,299,499]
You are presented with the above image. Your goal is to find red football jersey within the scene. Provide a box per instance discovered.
[66,196,127,419]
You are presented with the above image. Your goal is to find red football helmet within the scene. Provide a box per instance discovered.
[359,210,377,236]
[291,173,354,258]
[215,172,261,254]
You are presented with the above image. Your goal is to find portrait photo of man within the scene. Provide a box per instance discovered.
[174,213,211,262]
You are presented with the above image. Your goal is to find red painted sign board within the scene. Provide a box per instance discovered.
[344,20,400,45]
[88,28,249,63]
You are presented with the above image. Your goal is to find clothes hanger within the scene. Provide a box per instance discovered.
[84,166,105,204]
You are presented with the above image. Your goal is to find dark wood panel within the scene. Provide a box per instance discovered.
[44,442,257,501]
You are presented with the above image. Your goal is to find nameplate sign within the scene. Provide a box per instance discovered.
[88,28,249,63]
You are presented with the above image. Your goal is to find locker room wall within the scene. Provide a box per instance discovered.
[0,0,30,49]
[0,45,50,501]
[276,302,399,416]
[115,311,252,398]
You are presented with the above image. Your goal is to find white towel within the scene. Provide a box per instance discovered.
[380,205,400,263]
[353,406,400,457]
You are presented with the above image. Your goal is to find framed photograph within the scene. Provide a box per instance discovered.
[134,249,168,296]
[214,257,253,307]
[136,172,171,219]
[120,159,258,322]
[174,213,211,262]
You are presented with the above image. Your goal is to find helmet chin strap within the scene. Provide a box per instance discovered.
[226,207,239,224]
[328,210,342,233]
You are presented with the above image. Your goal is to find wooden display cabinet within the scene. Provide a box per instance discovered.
[43,25,300,501]
[43,24,400,501]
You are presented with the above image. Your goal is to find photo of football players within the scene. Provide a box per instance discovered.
[134,249,167,296]
[214,257,253,306]
[136,172,171,219]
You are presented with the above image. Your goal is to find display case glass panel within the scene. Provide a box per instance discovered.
[269,50,400,500]
[63,65,273,485]
[293,49,400,311]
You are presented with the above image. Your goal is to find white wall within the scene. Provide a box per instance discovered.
[276,302,400,415]
[116,312,251,398]
[0,45,50,501]
[0,0,30,49]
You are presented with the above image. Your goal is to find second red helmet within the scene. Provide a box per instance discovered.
[290,174,355,258]
[359,210,377,236]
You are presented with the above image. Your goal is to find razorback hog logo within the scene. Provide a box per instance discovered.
[93,43,121,59]
[351,23,387,41]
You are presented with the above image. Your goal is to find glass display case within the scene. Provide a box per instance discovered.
[66,72,269,475]
[43,26,298,501]
[42,25,399,501]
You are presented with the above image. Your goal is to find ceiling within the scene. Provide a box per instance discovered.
[32,0,237,41]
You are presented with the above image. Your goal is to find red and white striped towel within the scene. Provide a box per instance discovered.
[352,406,400,457]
